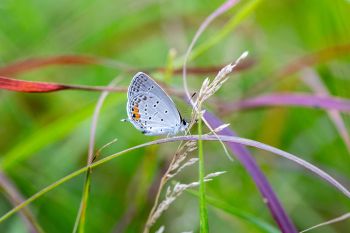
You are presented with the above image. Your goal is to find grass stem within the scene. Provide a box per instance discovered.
[198,108,209,232]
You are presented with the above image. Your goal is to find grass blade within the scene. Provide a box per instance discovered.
[187,190,280,233]
[1,134,348,229]
[198,108,209,232]
[73,78,120,233]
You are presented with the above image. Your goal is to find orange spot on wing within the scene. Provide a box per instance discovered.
[131,104,141,121]
[134,113,140,120]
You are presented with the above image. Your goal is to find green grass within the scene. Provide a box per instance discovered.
[197,106,209,233]
[1,0,350,232]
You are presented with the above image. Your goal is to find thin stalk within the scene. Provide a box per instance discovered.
[198,108,209,232]
[190,0,262,61]
[1,135,349,225]
[78,171,91,233]
[72,170,92,233]
[73,77,120,233]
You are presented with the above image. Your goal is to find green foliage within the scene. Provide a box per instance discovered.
[1,0,350,233]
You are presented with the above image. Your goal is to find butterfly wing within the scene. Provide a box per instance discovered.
[126,72,183,135]
[127,72,181,120]
[127,92,180,135]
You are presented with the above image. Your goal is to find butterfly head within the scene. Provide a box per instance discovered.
[179,118,189,132]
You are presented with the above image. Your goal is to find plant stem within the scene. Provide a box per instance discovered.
[74,170,91,233]
[73,78,120,233]
[1,135,349,226]
[198,108,209,232]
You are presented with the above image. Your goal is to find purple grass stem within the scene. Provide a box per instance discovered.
[225,93,350,112]
[203,111,298,233]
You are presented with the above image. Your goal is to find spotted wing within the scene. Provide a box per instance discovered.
[127,91,182,135]
[127,72,181,122]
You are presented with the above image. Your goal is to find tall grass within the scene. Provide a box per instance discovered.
[1,0,350,232]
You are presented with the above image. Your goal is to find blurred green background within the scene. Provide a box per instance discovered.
[1,0,350,232]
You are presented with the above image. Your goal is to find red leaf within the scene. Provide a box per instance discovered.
[0,76,68,92]
[0,76,127,93]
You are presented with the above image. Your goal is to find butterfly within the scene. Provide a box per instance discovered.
[124,72,188,136]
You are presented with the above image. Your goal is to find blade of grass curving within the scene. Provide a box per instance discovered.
[73,77,120,233]
[300,212,350,233]
[190,0,262,60]
[301,69,350,154]
[179,0,294,231]
[202,112,298,233]
[1,135,349,226]
[182,0,241,102]
[179,2,251,162]
[188,53,249,230]
[220,93,350,113]
[182,0,274,233]
[187,190,280,233]
[0,172,44,233]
